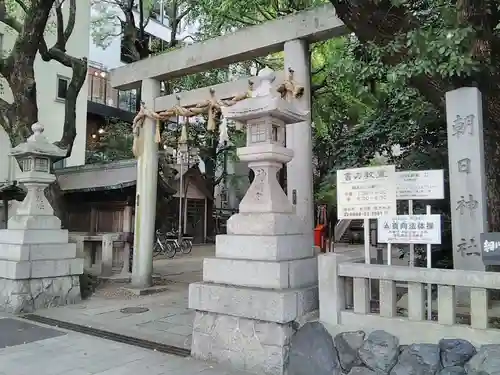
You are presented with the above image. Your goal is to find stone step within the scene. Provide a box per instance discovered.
[0,258,83,279]
[203,256,317,289]
[0,243,76,262]
[0,229,69,244]
[189,281,318,324]
[216,233,313,261]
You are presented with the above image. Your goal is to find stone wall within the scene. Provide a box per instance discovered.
[0,275,81,313]
[287,322,498,375]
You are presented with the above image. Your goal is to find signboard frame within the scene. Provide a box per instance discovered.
[377,214,442,245]
[480,232,500,266]
[336,165,397,220]
[396,169,445,200]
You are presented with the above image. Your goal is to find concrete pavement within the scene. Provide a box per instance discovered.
[31,245,214,350]
[0,315,257,375]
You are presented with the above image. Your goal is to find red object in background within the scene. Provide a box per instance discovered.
[314,224,326,247]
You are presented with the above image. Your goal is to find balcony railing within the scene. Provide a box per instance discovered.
[87,70,138,113]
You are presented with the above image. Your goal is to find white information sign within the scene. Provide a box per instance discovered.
[396,170,444,200]
[377,215,442,244]
[337,165,397,219]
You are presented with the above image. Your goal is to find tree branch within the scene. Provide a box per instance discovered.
[213,172,226,187]
[216,144,234,157]
[177,7,191,21]
[13,0,28,13]
[0,0,22,32]
[39,0,87,155]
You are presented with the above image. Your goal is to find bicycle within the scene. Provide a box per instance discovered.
[153,229,176,258]
[164,230,193,255]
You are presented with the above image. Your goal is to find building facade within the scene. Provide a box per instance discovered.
[86,1,197,154]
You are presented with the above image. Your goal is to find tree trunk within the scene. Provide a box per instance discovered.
[45,181,68,227]
[0,0,55,145]
[5,61,38,146]
[56,58,88,153]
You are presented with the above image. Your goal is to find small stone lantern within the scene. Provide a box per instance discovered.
[0,122,83,313]
[9,122,66,219]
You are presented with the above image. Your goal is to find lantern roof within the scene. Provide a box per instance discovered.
[221,67,308,124]
[10,122,67,160]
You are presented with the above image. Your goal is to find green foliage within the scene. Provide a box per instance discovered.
[85,121,134,164]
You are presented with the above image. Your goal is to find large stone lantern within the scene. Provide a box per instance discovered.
[0,123,83,313]
[189,68,317,375]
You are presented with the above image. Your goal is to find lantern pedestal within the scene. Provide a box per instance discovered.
[0,123,83,313]
[189,69,316,375]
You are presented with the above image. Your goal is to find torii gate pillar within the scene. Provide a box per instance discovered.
[284,39,314,236]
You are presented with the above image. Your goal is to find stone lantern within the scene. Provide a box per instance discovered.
[9,123,66,220]
[189,68,317,375]
[225,66,303,214]
[0,123,83,313]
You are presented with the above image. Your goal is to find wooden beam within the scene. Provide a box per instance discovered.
[154,71,285,111]
[110,4,346,90]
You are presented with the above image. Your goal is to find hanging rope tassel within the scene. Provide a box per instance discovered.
[179,122,188,144]
[155,119,161,144]
[207,107,216,132]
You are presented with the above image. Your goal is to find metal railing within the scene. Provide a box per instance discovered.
[87,70,138,113]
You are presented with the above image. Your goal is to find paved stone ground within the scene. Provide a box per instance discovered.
[31,245,215,350]
[0,316,257,375]
[30,244,395,351]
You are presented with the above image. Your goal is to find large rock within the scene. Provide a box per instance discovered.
[334,331,365,372]
[287,322,341,375]
[437,366,466,375]
[439,339,476,368]
[358,330,399,374]
[465,345,500,375]
[390,344,441,375]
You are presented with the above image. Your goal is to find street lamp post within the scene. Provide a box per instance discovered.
[217,118,230,233]
[177,141,188,245]
[176,127,199,246]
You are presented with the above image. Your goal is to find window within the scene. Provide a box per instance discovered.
[56,76,69,101]
[271,125,279,142]
[250,123,267,144]
[53,158,65,170]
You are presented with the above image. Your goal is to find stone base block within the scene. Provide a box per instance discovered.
[8,215,61,230]
[227,212,307,236]
[0,258,83,279]
[189,282,318,324]
[216,233,313,261]
[120,285,169,296]
[0,275,81,313]
[192,311,292,375]
[0,242,77,262]
[203,256,317,289]
[0,229,69,244]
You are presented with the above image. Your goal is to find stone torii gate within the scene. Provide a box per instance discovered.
[110,4,347,289]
